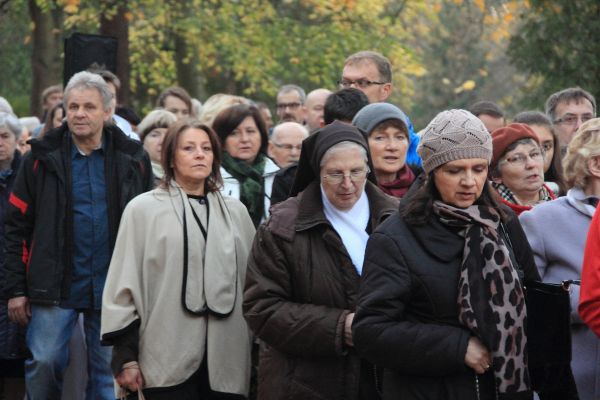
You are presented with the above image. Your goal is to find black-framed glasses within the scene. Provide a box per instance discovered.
[337,79,387,89]
[276,102,302,110]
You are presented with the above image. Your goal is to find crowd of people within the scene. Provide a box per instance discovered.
[0,49,598,400]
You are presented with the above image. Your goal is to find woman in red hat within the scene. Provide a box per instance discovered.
[489,123,556,215]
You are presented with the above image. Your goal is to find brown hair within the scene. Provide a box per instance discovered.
[40,103,65,137]
[212,104,268,155]
[545,87,596,122]
[156,87,193,115]
[344,51,392,83]
[371,119,408,137]
[160,120,223,193]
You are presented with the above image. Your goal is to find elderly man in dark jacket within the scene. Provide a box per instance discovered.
[3,71,153,399]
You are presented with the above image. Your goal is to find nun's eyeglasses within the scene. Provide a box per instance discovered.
[322,168,369,184]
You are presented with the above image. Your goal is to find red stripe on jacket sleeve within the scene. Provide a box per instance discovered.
[21,240,29,267]
[9,192,28,215]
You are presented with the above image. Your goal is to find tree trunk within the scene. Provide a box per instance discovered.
[174,34,200,99]
[28,0,63,118]
[100,1,130,106]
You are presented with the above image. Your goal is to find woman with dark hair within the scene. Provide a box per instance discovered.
[513,111,566,196]
[156,86,193,120]
[243,121,398,400]
[39,103,65,138]
[352,110,565,399]
[101,120,255,399]
[212,104,279,227]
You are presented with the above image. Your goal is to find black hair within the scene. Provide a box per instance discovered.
[323,88,369,125]
[115,106,141,126]
[401,172,505,226]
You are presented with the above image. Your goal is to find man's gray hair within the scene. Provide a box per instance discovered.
[0,112,22,139]
[344,51,392,83]
[64,71,113,111]
[545,87,596,122]
[277,84,306,104]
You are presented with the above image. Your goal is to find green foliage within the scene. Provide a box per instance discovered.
[508,0,600,111]
[409,0,527,129]
[125,0,429,113]
[0,0,32,116]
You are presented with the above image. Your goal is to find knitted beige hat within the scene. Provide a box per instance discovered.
[417,109,492,174]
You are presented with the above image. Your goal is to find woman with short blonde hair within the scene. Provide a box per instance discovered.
[520,117,600,400]
[563,118,600,190]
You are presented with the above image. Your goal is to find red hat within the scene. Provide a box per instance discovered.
[491,123,540,168]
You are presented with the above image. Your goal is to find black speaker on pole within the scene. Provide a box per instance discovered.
[63,33,118,87]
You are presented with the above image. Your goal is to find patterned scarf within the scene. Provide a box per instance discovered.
[433,201,530,394]
[221,152,266,227]
[492,181,553,205]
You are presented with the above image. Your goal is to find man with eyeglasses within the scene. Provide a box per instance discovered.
[340,51,422,168]
[340,51,392,103]
[268,122,309,168]
[545,87,596,152]
[276,84,307,124]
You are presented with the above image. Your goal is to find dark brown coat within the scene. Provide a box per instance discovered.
[243,181,398,400]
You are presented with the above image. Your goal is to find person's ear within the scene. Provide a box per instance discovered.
[380,83,392,102]
[267,141,275,158]
[588,156,600,179]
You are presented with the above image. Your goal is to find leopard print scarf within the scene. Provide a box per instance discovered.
[433,201,530,394]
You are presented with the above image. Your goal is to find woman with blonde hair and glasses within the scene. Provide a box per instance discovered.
[489,123,556,215]
[520,117,600,400]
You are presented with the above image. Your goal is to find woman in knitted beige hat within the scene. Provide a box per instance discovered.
[353,110,576,399]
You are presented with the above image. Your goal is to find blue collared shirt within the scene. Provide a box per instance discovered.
[61,139,110,309]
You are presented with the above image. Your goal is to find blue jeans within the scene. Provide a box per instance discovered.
[25,306,113,400]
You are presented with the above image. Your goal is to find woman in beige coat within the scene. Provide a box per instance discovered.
[101,120,255,399]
